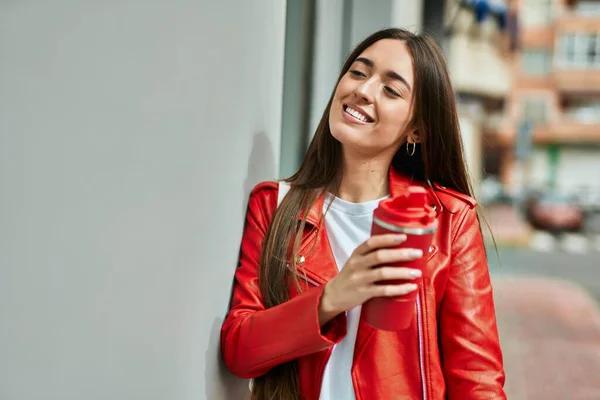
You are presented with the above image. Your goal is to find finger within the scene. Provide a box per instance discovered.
[371,283,419,297]
[366,266,422,283]
[362,248,424,268]
[353,234,407,256]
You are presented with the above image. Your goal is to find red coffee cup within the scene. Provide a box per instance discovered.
[361,186,438,331]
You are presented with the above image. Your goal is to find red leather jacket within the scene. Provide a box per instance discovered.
[221,168,506,399]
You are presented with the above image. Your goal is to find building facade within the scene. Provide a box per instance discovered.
[502,0,600,208]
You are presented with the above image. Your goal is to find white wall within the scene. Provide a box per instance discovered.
[280,0,314,178]
[391,0,423,32]
[309,0,345,139]
[0,1,285,399]
[348,0,394,50]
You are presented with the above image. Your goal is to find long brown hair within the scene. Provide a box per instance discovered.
[251,28,474,400]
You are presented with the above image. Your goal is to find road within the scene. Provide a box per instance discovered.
[489,247,600,297]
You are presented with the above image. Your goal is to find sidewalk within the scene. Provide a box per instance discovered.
[492,276,600,399]
[483,203,531,247]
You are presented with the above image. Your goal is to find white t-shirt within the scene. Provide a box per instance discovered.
[318,193,388,400]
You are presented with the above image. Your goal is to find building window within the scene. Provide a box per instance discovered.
[556,32,600,69]
[575,1,600,16]
[523,98,549,124]
[520,0,553,27]
[565,99,600,123]
[521,49,553,75]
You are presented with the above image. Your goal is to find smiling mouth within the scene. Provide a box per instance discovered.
[343,105,374,123]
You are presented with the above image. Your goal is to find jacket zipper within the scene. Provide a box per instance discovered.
[416,293,427,400]
[287,264,321,287]
[302,274,320,287]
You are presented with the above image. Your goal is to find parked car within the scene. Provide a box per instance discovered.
[525,191,584,232]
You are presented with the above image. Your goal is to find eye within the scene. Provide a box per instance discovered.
[349,70,366,78]
[384,86,401,98]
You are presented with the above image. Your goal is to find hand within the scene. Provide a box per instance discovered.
[318,234,423,326]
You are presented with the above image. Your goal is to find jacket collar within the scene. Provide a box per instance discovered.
[298,191,326,228]
[298,167,435,227]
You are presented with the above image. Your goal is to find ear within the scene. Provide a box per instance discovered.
[407,130,421,144]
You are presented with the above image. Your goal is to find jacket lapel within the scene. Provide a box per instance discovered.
[293,192,338,285]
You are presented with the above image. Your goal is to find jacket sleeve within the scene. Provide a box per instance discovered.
[220,183,347,379]
[439,205,506,399]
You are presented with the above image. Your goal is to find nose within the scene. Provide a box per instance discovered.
[355,78,376,104]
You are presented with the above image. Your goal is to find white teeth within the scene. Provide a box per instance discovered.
[345,106,369,122]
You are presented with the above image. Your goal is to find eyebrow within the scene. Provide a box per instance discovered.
[354,57,411,92]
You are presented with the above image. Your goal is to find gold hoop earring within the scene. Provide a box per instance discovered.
[406,142,416,156]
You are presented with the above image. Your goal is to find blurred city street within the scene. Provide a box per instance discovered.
[492,248,600,297]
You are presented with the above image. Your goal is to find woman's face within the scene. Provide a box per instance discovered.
[329,39,415,157]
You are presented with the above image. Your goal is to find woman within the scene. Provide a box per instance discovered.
[221,28,506,400]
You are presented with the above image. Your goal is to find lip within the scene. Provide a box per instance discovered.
[344,104,374,123]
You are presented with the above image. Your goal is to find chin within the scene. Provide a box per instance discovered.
[329,122,371,150]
